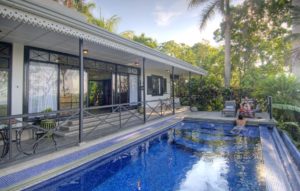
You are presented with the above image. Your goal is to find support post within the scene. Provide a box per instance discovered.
[8,119,12,160]
[268,96,273,120]
[172,66,175,115]
[189,72,192,110]
[79,39,84,143]
[142,58,146,123]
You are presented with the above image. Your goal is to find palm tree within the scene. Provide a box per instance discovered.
[53,0,120,33]
[188,0,231,88]
[89,14,120,33]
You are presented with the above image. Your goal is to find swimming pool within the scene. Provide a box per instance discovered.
[26,121,266,191]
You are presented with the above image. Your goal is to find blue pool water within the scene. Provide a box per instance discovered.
[26,121,265,191]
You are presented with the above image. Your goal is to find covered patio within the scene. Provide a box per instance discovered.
[0,0,206,165]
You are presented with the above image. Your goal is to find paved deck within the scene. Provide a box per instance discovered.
[184,111,275,126]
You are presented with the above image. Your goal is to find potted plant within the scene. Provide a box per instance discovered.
[138,106,144,114]
[36,108,56,139]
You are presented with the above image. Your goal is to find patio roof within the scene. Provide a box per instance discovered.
[0,0,207,75]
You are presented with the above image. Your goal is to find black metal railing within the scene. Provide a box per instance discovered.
[0,98,177,165]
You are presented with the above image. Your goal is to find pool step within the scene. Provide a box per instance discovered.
[57,110,143,137]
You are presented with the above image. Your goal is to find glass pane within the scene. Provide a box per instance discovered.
[95,61,106,70]
[0,45,10,58]
[68,56,79,66]
[60,67,88,109]
[0,58,9,68]
[107,64,115,72]
[129,74,138,104]
[118,65,129,73]
[50,53,68,64]
[29,50,49,61]
[117,74,128,104]
[84,59,95,69]
[152,76,162,95]
[28,62,58,113]
[131,68,138,75]
[0,71,8,116]
[60,67,79,109]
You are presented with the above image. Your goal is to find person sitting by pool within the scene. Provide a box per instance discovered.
[231,115,247,134]
[239,102,254,118]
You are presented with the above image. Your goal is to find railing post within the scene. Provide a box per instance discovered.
[8,118,12,160]
[79,38,84,144]
[268,96,273,120]
[142,58,146,123]
[172,66,175,115]
[119,105,122,128]
[189,72,192,110]
[160,99,163,116]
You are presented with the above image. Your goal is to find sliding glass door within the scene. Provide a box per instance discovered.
[26,47,141,113]
[60,67,88,109]
[87,70,112,107]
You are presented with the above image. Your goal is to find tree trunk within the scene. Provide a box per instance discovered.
[224,0,231,88]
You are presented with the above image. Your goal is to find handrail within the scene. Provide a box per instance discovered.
[0,98,173,121]
[0,98,176,164]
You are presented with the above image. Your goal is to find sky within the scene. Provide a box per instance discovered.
[92,0,222,46]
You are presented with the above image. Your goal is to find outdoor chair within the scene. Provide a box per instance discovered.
[222,100,237,117]
[174,98,181,109]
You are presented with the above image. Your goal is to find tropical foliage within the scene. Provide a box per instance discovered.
[53,0,120,32]
[57,0,299,148]
[188,0,232,88]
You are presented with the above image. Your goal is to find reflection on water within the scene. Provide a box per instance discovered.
[174,122,265,191]
[179,156,229,191]
[27,121,265,191]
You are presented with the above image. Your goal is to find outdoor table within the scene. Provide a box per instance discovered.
[0,119,59,158]
[0,122,23,158]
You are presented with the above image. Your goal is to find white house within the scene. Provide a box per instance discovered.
[0,0,206,118]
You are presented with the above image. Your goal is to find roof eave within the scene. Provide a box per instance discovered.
[0,0,207,76]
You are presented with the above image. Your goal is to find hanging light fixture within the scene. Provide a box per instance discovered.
[83,49,88,54]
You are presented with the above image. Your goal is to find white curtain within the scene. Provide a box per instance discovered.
[28,62,58,113]
[129,74,138,105]
[0,71,8,115]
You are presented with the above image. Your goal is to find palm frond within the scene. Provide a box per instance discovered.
[273,104,300,113]
[188,0,210,9]
[216,0,225,14]
[199,0,220,30]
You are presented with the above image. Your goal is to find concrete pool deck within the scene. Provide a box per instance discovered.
[0,110,298,191]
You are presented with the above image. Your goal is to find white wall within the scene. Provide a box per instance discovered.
[11,43,24,115]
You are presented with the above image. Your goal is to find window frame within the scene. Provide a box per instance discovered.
[147,75,167,96]
[24,46,141,113]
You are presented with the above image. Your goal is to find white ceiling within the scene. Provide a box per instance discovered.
[0,17,188,75]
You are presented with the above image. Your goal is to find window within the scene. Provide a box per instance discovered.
[0,43,11,116]
[147,75,167,96]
